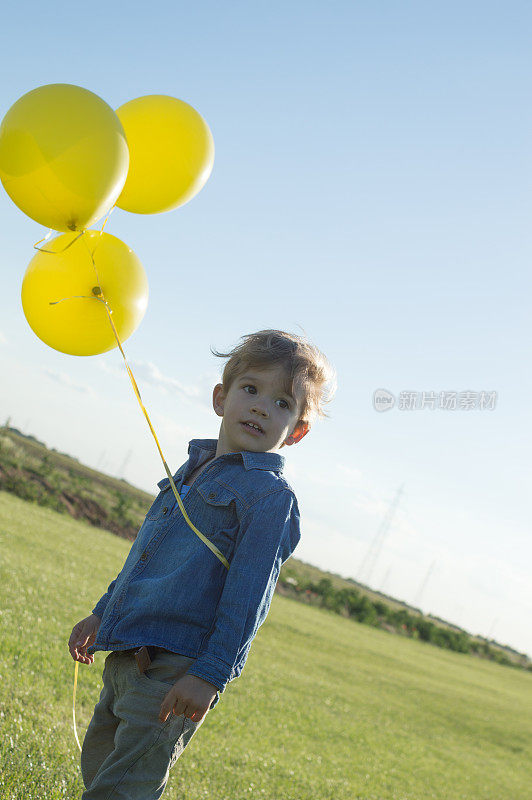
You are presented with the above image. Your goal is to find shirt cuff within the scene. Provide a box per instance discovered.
[91,599,107,620]
[186,654,233,693]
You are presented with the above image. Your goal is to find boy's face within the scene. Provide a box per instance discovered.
[212,365,309,455]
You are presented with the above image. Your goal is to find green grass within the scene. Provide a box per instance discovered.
[2,427,526,670]
[1,490,530,800]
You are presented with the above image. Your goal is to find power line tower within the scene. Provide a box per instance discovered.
[358,483,404,587]
[379,564,392,595]
[413,559,437,609]
[119,449,133,479]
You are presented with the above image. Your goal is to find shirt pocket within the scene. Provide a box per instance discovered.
[195,480,239,559]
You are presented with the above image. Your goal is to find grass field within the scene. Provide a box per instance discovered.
[2,427,526,670]
[1,490,530,800]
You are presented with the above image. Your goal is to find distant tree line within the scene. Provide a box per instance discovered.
[278,572,531,671]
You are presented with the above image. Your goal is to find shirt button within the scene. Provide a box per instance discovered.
[208,492,215,499]
[162,507,168,515]
[140,552,148,561]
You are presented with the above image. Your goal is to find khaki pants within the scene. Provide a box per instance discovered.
[81,649,210,799]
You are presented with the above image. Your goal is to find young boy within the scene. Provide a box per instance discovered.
[68,329,335,800]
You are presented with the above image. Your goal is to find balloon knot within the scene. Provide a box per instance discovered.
[92,286,102,296]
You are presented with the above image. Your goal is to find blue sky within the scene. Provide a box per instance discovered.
[1,2,531,656]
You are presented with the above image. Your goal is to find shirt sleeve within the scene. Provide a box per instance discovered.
[186,489,300,693]
[91,572,121,620]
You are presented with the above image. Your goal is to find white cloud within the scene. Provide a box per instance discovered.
[0,330,7,345]
[154,413,201,442]
[97,361,123,378]
[348,490,390,517]
[98,359,210,406]
[42,368,97,397]
[130,361,201,397]
[338,463,363,483]
[294,460,363,489]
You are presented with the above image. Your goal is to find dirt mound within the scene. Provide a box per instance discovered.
[0,464,138,541]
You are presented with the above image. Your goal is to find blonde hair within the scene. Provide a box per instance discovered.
[211,329,336,425]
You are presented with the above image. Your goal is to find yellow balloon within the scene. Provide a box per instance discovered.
[21,230,148,356]
[116,95,214,214]
[0,84,129,232]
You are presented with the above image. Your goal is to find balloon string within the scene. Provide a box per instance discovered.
[33,204,116,254]
[69,243,229,756]
[49,294,103,306]
[73,661,82,752]
[89,286,229,569]
[45,229,227,570]
[33,229,53,249]
[46,237,229,565]
[34,230,85,254]
[99,204,115,235]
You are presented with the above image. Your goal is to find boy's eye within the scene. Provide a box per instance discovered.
[242,384,290,409]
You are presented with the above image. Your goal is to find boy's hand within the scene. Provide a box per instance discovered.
[68,614,101,664]
[159,674,218,725]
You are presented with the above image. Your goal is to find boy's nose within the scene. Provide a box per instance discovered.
[251,404,268,417]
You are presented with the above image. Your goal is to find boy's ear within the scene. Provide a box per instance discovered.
[212,384,225,417]
[283,421,310,447]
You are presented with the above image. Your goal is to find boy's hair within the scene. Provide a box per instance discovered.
[211,329,336,425]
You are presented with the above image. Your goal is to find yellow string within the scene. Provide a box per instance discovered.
[90,285,229,570]
[33,229,53,250]
[34,229,85,253]
[99,204,115,235]
[67,234,229,753]
[33,203,115,253]
[73,661,82,752]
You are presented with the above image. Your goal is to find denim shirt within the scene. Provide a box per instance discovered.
[87,439,301,699]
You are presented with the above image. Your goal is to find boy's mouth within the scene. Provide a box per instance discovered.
[241,421,264,435]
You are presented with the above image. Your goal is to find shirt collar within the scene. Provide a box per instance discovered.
[157,439,286,489]
[187,438,285,473]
